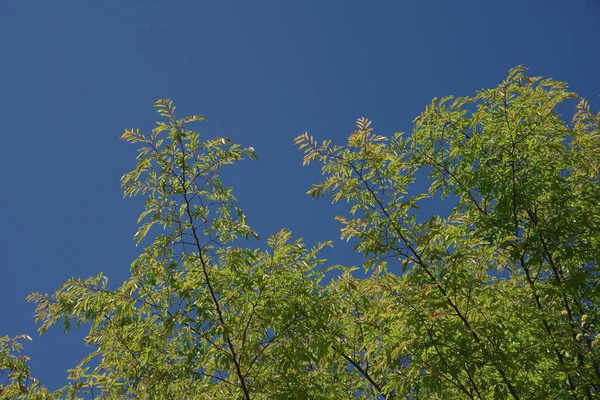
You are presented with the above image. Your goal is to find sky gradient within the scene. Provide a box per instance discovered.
[1,0,599,389]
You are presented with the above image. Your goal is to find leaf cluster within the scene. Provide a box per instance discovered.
[5,67,600,399]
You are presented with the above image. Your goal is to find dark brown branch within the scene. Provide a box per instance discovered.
[332,345,388,399]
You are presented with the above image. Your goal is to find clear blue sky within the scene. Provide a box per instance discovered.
[1,0,598,389]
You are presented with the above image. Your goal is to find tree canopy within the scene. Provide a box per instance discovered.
[2,66,600,399]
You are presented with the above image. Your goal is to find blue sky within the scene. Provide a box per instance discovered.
[1,0,599,390]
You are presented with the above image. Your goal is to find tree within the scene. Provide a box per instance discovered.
[2,66,600,399]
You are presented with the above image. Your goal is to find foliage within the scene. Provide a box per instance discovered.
[0,335,51,399]
[296,66,600,399]
[3,67,600,399]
